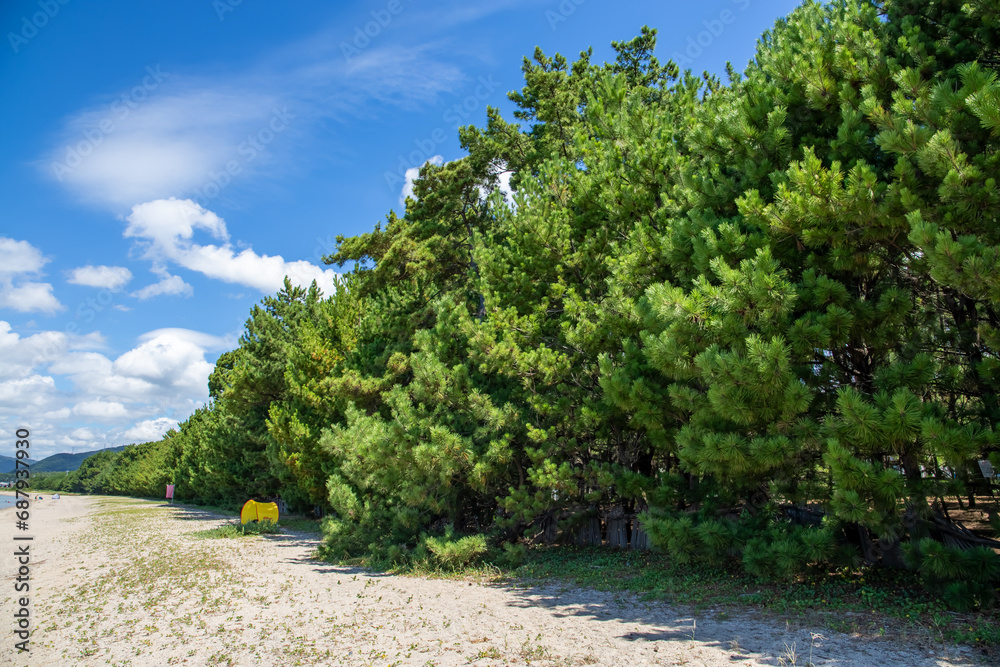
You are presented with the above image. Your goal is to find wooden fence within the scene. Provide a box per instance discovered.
[571,507,650,550]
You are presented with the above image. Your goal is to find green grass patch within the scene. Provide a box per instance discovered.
[191,519,281,539]
[274,515,322,533]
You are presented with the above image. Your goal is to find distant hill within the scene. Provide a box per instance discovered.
[0,455,37,473]
[0,447,125,474]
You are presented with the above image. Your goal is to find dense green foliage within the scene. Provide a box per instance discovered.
[61,0,1000,608]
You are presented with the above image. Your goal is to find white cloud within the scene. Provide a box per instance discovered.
[0,375,59,410]
[0,237,47,274]
[337,45,464,109]
[45,87,279,209]
[73,400,129,420]
[497,167,515,204]
[125,198,340,294]
[122,417,178,444]
[67,265,133,290]
[132,271,193,300]
[48,351,112,377]
[70,427,97,440]
[57,428,101,452]
[0,321,16,348]
[0,237,62,314]
[0,322,103,380]
[42,34,471,210]
[112,333,215,393]
[0,321,226,457]
[137,328,236,351]
[476,161,516,208]
[124,198,228,246]
[0,282,62,314]
[400,155,443,207]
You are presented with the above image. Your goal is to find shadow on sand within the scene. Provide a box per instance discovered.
[138,498,978,667]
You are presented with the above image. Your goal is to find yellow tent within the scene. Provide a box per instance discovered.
[240,499,279,525]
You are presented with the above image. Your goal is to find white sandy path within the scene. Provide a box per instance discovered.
[0,496,982,666]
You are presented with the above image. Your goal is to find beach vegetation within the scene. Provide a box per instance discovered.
[45,0,1000,622]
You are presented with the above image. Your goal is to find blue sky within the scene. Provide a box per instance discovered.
[0,0,803,459]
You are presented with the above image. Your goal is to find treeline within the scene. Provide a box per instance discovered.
[67,0,1000,607]
[31,441,178,497]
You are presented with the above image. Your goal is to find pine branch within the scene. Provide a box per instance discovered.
[931,512,1000,549]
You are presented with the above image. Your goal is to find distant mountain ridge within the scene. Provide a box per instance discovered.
[0,455,37,473]
[0,447,125,474]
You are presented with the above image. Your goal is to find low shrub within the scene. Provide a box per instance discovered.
[192,519,281,539]
[423,526,487,569]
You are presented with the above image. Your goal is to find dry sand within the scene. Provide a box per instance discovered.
[0,495,984,666]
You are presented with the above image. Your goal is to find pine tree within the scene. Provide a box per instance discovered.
[90,2,1000,603]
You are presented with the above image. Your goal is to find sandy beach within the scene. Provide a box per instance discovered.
[0,496,983,666]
